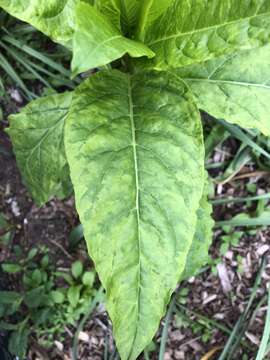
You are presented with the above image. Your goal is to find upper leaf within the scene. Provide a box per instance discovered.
[95,0,171,37]
[0,0,91,48]
[95,0,122,30]
[135,0,172,41]
[65,69,205,360]
[139,0,270,69]
[71,2,155,76]
[7,92,72,205]
[118,0,140,33]
[177,44,270,136]
[181,178,214,280]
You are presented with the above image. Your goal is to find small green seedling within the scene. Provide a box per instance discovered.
[0,246,100,357]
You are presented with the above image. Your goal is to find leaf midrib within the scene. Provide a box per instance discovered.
[148,11,270,46]
[136,0,154,41]
[127,75,141,357]
[184,77,270,90]
[87,35,123,59]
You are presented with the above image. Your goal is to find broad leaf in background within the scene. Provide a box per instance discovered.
[95,0,122,30]
[98,0,172,37]
[177,45,270,136]
[7,92,72,205]
[65,69,205,360]
[0,0,93,48]
[181,179,214,280]
[71,3,154,76]
[141,0,270,69]
[135,0,172,41]
[118,0,140,34]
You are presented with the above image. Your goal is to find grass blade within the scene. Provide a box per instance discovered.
[215,213,270,228]
[2,35,71,77]
[211,193,270,205]
[159,294,176,360]
[218,119,270,161]
[72,287,103,360]
[256,286,270,360]
[0,40,52,89]
[218,258,266,360]
[0,52,33,99]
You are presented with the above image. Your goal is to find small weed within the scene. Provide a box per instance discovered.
[0,245,103,358]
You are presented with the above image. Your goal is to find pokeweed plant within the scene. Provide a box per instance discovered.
[1,1,270,358]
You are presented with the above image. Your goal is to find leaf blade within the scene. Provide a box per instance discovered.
[65,69,205,359]
[177,44,270,136]
[140,0,270,69]
[7,92,72,205]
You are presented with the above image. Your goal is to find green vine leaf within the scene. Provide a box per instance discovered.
[7,92,72,205]
[181,178,214,281]
[65,69,205,359]
[71,2,155,76]
[139,0,270,70]
[175,44,270,136]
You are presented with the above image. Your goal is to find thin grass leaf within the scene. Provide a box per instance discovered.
[211,193,270,205]
[0,75,4,91]
[205,123,230,160]
[256,287,270,360]
[103,332,109,360]
[144,350,151,360]
[72,287,103,360]
[24,61,75,89]
[214,146,251,184]
[215,213,270,228]
[176,304,231,336]
[158,294,176,360]
[218,119,270,160]
[0,41,52,88]
[218,258,266,360]
[205,161,227,170]
[0,52,33,99]
[2,35,70,77]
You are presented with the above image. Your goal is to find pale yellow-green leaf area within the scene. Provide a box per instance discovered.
[65,69,205,360]
[177,44,270,136]
[140,0,270,69]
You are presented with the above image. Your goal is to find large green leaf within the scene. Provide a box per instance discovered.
[139,0,270,69]
[0,0,92,48]
[181,179,213,280]
[65,69,205,359]
[71,2,155,76]
[176,44,270,136]
[7,92,72,205]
